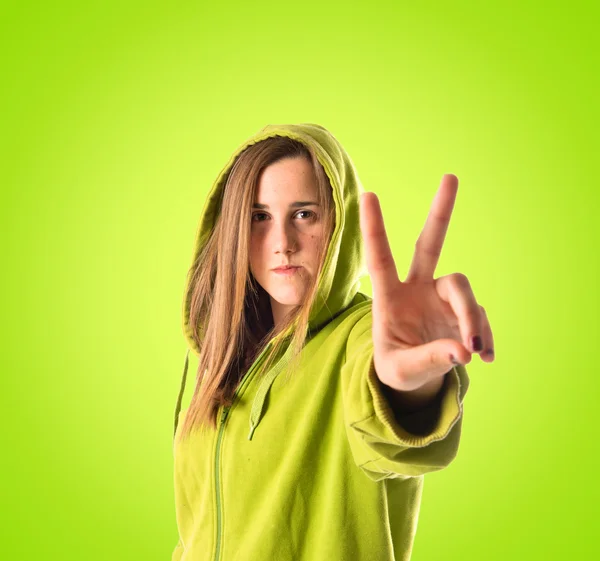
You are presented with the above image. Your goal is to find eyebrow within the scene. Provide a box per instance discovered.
[252,201,320,209]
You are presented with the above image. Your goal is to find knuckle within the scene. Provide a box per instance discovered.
[470,309,483,325]
[451,272,470,288]
[415,238,439,257]
[395,369,408,386]
[429,352,438,367]
[377,254,395,269]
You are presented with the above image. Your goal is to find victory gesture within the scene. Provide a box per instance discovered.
[359,174,494,406]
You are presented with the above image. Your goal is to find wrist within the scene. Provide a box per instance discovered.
[380,372,448,414]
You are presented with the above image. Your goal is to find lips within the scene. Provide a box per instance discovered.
[273,266,300,272]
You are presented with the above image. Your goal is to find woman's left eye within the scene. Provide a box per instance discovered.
[296,210,316,220]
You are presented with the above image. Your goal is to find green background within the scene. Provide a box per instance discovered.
[2,1,597,559]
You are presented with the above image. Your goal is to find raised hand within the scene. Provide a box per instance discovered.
[359,174,494,399]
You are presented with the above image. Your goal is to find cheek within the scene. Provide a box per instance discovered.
[249,234,265,267]
[307,230,324,251]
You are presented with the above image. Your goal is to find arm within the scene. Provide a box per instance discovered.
[342,318,470,480]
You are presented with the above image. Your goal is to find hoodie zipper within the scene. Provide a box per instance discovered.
[213,406,229,561]
[213,342,276,561]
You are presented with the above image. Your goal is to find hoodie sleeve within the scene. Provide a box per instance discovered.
[341,315,470,481]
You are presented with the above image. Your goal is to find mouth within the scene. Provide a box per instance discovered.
[272,266,301,275]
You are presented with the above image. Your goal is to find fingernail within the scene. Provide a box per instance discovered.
[471,336,483,352]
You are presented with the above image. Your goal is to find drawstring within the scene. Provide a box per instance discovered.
[173,348,190,440]
[248,343,293,440]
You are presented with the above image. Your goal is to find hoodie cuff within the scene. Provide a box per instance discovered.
[366,357,464,447]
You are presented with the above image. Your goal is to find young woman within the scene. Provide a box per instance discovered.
[171,123,493,561]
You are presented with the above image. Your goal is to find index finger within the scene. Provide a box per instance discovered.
[405,174,459,282]
[359,191,400,300]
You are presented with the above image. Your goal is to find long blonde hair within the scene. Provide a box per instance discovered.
[177,136,335,441]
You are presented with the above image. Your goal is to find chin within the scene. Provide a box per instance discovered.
[270,292,303,306]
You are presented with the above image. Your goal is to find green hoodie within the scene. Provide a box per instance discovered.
[171,123,470,561]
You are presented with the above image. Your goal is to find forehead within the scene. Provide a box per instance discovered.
[255,157,317,201]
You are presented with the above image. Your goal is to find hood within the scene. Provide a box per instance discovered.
[179,123,368,438]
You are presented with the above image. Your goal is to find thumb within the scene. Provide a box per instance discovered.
[381,339,471,392]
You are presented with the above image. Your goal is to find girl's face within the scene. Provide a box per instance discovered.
[249,156,326,329]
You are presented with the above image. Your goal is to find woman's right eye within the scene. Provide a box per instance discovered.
[251,213,267,222]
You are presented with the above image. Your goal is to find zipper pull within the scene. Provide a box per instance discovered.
[221,406,231,425]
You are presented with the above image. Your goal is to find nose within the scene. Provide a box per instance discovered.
[272,220,297,255]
